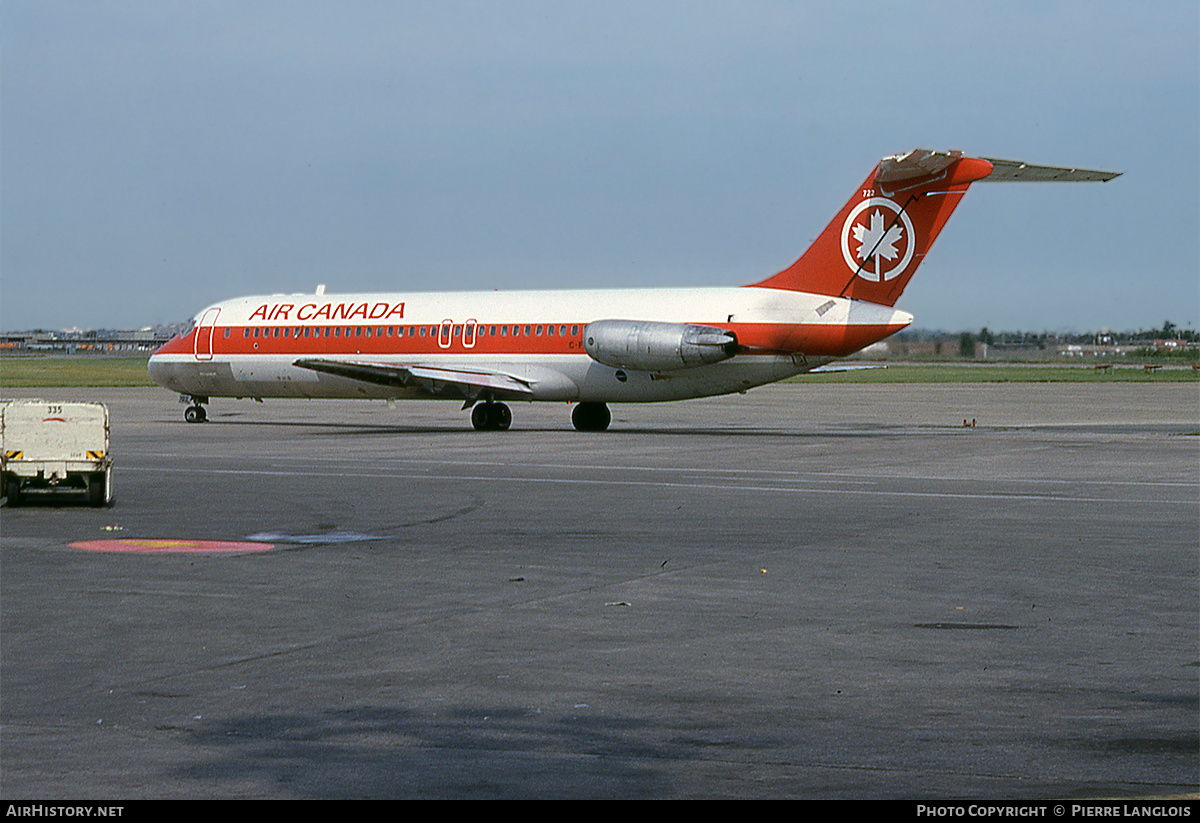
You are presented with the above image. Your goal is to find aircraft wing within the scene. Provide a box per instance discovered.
[293,358,535,402]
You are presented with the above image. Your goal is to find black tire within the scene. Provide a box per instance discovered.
[184,405,207,423]
[492,403,512,431]
[88,473,107,507]
[471,403,491,431]
[572,402,611,432]
[2,475,20,506]
[471,403,512,431]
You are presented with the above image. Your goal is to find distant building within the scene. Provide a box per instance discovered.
[1058,343,1136,357]
[0,327,181,354]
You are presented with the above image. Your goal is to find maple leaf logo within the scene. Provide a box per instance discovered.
[852,210,904,271]
[840,197,915,282]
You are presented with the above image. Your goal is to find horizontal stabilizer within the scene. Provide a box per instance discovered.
[979,158,1121,183]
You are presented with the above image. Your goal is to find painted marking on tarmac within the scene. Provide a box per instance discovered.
[245,531,382,544]
[69,539,276,554]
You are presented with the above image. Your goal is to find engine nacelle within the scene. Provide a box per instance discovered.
[583,319,738,372]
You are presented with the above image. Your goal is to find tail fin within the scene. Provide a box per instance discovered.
[749,149,1122,306]
[750,150,995,306]
[752,150,1122,305]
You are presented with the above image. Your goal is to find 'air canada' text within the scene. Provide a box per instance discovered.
[247,302,407,322]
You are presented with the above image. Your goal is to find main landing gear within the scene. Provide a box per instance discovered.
[571,402,611,432]
[471,401,512,431]
[469,401,611,432]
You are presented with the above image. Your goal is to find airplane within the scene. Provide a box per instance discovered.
[147,149,1119,431]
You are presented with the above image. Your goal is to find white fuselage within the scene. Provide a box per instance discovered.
[148,285,911,405]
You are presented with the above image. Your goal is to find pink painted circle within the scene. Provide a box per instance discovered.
[69,539,275,554]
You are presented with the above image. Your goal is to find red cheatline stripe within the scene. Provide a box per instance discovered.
[157,319,907,358]
[69,539,275,554]
[200,323,589,356]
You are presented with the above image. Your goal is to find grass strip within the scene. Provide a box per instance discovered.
[1,357,156,388]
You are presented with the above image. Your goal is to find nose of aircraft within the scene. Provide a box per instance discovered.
[146,331,193,392]
[146,352,174,391]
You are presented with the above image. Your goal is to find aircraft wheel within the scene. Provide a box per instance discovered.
[471,404,489,430]
[492,403,512,431]
[471,403,495,431]
[184,405,207,423]
[471,402,512,431]
[571,402,611,432]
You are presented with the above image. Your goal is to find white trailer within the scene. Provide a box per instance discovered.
[1,400,113,506]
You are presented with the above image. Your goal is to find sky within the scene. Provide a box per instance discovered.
[2,0,1197,334]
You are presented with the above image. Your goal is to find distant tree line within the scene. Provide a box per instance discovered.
[890,321,1197,361]
[896,321,1196,346]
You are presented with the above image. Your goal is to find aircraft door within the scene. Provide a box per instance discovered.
[194,307,220,361]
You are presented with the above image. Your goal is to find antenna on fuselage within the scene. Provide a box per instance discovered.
[316,284,326,296]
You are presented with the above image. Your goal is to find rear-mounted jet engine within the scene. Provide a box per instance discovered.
[583,319,738,372]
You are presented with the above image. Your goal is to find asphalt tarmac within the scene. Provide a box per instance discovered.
[2,383,1197,799]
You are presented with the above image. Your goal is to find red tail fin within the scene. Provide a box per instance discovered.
[750,150,994,306]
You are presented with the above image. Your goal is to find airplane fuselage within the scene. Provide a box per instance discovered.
[148,286,911,404]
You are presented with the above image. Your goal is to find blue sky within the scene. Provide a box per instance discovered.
[3,1,1197,333]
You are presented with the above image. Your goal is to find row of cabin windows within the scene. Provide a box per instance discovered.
[228,324,584,339]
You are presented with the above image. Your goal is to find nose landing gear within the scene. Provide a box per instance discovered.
[182,396,208,423]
